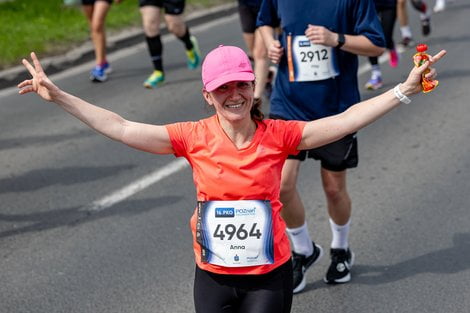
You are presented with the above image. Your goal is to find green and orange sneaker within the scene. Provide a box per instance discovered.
[143,70,165,89]
[186,36,201,70]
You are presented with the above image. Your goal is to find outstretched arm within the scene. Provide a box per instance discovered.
[298,49,447,150]
[18,52,174,155]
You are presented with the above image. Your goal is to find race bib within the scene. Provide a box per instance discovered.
[287,34,339,82]
[196,200,274,267]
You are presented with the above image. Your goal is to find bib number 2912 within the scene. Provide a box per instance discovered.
[300,49,328,63]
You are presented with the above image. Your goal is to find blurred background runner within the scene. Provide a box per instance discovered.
[139,0,201,89]
[81,0,122,82]
[365,0,399,90]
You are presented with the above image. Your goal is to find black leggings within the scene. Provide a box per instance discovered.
[194,260,293,313]
[369,5,397,66]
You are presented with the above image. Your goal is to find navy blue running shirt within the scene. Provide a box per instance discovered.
[257,0,385,121]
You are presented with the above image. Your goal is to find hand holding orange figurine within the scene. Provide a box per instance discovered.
[413,44,439,93]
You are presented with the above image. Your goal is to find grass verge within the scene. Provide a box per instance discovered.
[0,0,231,70]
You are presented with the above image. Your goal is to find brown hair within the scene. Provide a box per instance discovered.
[251,97,264,121]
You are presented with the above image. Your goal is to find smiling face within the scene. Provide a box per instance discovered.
[203,81,255,124]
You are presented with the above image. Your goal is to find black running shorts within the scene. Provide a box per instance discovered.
[238,3,260,34]
[81,0,112,4]
[270,114,359,171]
[138,0,185,15]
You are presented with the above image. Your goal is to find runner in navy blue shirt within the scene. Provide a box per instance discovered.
[258,0,386,292]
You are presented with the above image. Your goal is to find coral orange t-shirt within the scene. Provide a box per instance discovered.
[165,115,306,275]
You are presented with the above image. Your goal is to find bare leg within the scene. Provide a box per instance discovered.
[82,1,111,66]
[252,29,269,99]
[242,32,255,57]
[397,0,409,27]
[321,168,351,226]
[280,159,306,228]
[397,0,413,44]
[140,5,161,37]
[164,14,187,38]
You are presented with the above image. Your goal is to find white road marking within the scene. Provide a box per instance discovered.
[81,158,189,213]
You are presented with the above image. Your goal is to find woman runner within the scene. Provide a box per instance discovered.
[18,45,445,313]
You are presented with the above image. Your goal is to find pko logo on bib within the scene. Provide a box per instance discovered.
[215,207,235,218]
[299,40,311,47]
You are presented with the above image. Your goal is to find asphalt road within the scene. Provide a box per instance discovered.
[1,2,470,313]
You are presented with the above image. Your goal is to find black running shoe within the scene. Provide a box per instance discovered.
[421,18,431,36]
[324,248,355,284]
[292,242,323,293]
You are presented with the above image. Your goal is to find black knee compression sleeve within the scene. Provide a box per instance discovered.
[178,27,193,50]
[145,35,163,71]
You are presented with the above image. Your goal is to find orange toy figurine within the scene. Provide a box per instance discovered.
[413,44,439,93]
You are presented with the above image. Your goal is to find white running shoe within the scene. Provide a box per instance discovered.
[434,0,446,13]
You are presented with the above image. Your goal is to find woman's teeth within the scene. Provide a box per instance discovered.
[226,103,242,108]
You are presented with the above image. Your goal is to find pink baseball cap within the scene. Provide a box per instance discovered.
[202,45,255,92]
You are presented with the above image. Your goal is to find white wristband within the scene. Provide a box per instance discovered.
[393,84,411,104]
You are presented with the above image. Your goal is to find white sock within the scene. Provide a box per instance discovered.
[400,26,412,38]
[286,222,314,256]
[329,218,350,249]
[371,66,381,79]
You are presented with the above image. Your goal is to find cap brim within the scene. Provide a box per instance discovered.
[205,72,255,92]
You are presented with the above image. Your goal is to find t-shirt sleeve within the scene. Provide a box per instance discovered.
[256,0,280,28]
[352,0,386,47]
[274,120,307,155]
[285,120,307,155]
[165,122,194,158]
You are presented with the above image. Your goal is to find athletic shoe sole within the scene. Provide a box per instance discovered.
[90,75,107,82]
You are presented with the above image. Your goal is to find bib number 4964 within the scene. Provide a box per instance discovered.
[213,223,262,241]
[197,200,274,267]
